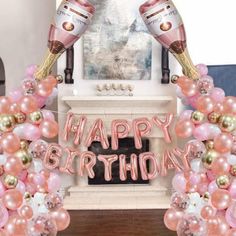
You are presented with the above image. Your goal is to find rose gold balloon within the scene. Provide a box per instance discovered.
[217,216,230,235]
[2,189,23,210]
[4,156,23,175]
[226,229,236,236]
[175,119,195,138]
[214,102,224,113]
[50,208,70,231]
[4,215,27,236]
[9,103,20,114]
[211,156,230,175]
[39,120,59,138]
[164,208,184,231]
[1,133,20,154]
[214,133,233,154]
[36,80,53,97]
[182,81,198,97]
[0,96,11,113]
[201,205,215,220]
[19,95,38,114]
[211,189,231,210]
[18,205,33,219]
[45,75,58,87]
[197,95,215,114]
[224,96,236,114]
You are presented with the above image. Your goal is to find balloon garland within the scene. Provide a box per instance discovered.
[164,64,236,236]
[0,65,69,236]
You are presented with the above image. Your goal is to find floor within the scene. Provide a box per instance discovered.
[58,210,176,236]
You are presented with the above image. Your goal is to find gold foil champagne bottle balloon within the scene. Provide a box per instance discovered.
[35,0,95,80]
[140,0,199,80]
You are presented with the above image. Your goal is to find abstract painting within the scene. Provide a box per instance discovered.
[83,0,152,80]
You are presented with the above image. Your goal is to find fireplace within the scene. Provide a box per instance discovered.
[88,138,149,185]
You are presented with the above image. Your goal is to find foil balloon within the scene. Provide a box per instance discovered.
[43,143,62,170]
[78,151,96,178]
[59,148,77,175]
[119,154,138,181]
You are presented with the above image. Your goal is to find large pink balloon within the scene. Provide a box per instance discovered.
[196,95,215,114]
[2,189,23,210]
[224,96,236,114]
[19,95,38,114]
[214,133,233,154]
[18,205,33,220]
[210,88,225,103]
[13,123,41,141]
[175,119,195,139]
[50,208,70,231]
[0,96,12,113]
[39,120,58,138]
[211,189,232,210]
[164,208,184,231]
[1,133,20,154]
[211,156,230,175]
[36,80,54,97]
[4,156,23,175]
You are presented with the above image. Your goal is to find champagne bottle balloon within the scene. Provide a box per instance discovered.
[35,0,95,80]
[140,0,199,80]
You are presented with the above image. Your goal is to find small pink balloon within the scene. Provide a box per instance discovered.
[0,203,9,228]
[226,229,236,236]
[41,110,55,121]
[18,205,33,219]
[198,75,214,94]
[201,205,215,220]
[226,203,236,228]
[214,102,224,113]
[9,102,20,114]
[181,81,198,97]
[13,123,41,141]
[39,120,58,139]
[15,181,26,195]
[175,119,195,139]
[18,170,27,182]
[0,181,6,198]
[187,94,200,109]
[34,94,47,108]
[8,89,23,103]
[47,172,61,193]
[196,95,215,114]
[210,88,226,103]
[50,208,70,231]
[229,180,236,199]
[19,95,38,114]
[211,189,231,210]
[172,173,187,193]
[214,133,233,154]
[177,76,190,87]
[2,189,23,210]
[224,96,236,115]
[207,170,216,182]
[217,216,230,235]
[33,173,46,186]
[25,64,37,77]
[193,123,210,141]
[196,64,208,76]
[164,208,184,231]
[28,139,48,159]
[36,80,54,97]
[44,76,57,87]
[211,156,230,175]
[4,156,23,175]
[179,110,193,121]
[0,96,12,113]
[1,133,20,154]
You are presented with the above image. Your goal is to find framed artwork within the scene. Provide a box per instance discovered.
[83,0,152,80]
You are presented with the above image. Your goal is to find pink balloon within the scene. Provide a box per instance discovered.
[175,119,195,139]
[164,208,184,231]
[39,120,59,139]
[193,123,221,141]
[47,172,61,193]
[210,88,225,103]
[25,64,37,77]
[2,189,23,210]
[36,80,54,97]
[33,173,46,186]
[181,81,198,97]
[226,229,236,236]
[211,189,232,210]
[44,75,57,87]
[0,96,12,113]
[0,203,9,228]
[196,95,215,114]
[9,102,21,114]
[13,123,41,141]
[8,89,23,103]
[224,96,236,115]
[19,95,38,114]
[4,214,28,235]
[211,156,230,175]
[18,205,33,220]
[4,156,23,175]
[50,208,70,231]
[1,133,20,154]
[179,110,193,121]
[187,94,200,109]
[196,64,208,76]
[214,102,224,113]
[229,180,236,199]
[0,181,6,198]
[41,109,55,121]
[198,75,214,94]
[226,203,236,228]
[201,205,215,220]
[34,94,47,108]
[15,181,26,195]
[214,133,233,154]
[172,173,187,193]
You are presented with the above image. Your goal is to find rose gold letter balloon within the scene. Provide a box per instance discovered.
[119,154,138,181]
[43,143,62,170]
[59,147,77,174]
[78,151,96,179]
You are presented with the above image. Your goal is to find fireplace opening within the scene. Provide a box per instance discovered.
[88,138,150,185]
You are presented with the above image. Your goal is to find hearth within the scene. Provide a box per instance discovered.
[88,138,149,185]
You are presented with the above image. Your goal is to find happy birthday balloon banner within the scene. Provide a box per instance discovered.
[42,112,192,181]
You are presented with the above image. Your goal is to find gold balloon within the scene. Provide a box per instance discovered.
[208,112,221,124]
[20,140,29,150]
[14,112,26,124]
[191,111,205,124]
[216,175,231,189]
[3,175,18,189]
[171,75,179,84]
[202,150,219,169]
[218,115,236,132]
[205,140,214,150]
[29,111,43,125]
[56,75,63,84]
[15,149,32,169]
[24,192,32,202]
[203,192,210,201]
[0,115,16,132]
[230,165,236,176]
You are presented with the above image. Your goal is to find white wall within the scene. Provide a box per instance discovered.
[0,0,56,94]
